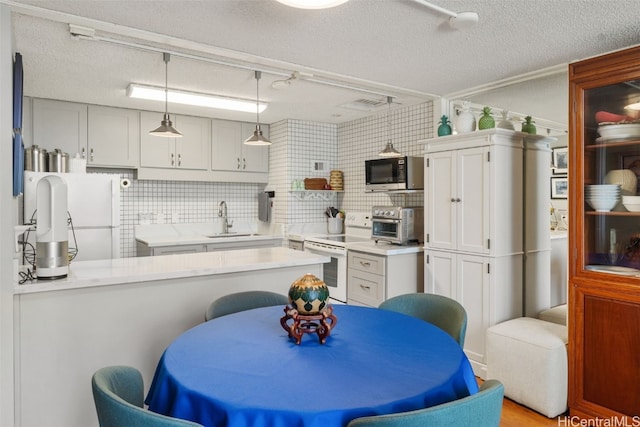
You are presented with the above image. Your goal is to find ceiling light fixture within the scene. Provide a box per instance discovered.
[412,0,479,30]
[244,71,271,146]
[275,0,349,9]
[127,84,266,113]
[149,53,182,138]
[271,71,301,90]
[378,96,402,158]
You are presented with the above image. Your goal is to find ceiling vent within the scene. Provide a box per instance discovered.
[339,98,389,112]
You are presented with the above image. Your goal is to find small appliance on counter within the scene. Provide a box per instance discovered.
[371,206,424,245]
[35,175,69,279]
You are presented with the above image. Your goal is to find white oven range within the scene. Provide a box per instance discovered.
[303,212,371,303]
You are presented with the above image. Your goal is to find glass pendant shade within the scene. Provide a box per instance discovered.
[150,52,182,138]
[245,70,271,145]
[378,96,401,157]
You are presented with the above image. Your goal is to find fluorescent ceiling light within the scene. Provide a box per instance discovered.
[275,0,349,9]
[127,84,267,114]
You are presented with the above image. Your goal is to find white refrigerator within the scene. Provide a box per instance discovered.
[23,171,121,261]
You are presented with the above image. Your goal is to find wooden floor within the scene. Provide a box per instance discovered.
[477,378,565,427]
[500,396,564,427]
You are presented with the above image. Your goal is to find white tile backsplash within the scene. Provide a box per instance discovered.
[111,101,434,258]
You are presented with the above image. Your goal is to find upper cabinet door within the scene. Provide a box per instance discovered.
[174,115,210,170]
[211,119,242,171]
[32,99,87,157]
[87,105,139,168]
[139,111,176,168]
[426,150,456,250]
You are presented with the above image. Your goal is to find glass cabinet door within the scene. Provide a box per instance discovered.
[581,79,640,273]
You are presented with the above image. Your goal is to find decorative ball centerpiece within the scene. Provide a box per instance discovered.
[280,274,337,344]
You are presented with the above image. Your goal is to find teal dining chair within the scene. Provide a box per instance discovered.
[91,365,203,427]
[205,290,289,321]
[378,293,467,347]
[347,379,504,427]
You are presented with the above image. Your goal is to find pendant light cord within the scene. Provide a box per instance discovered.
[255,70,261,127]
[163,52,170,116]
[387,95,392,143]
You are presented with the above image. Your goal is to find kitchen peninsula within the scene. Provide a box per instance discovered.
[13,247,329,427]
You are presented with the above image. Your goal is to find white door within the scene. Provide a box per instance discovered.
[32,99,87,158]
[456,253,490,364]
[425,250,455,298]
[211,119,242,171]
[88,105,139,168]
[457,146,490,254]
[426,151,455,250]
[175,115,209,170]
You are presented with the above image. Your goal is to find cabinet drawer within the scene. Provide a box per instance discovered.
[348,270,384,307]
[348,252,385,275]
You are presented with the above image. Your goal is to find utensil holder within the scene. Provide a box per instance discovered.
[327,217,343,234]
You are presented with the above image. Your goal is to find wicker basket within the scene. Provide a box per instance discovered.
[304,178,327,190]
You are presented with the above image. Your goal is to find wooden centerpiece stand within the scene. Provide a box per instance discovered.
[280,305,337,345]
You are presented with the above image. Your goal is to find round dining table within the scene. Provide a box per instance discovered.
[145,304,479,427]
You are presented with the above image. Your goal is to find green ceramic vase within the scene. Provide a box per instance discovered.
[437,115,452,136]
[522,116,537,134]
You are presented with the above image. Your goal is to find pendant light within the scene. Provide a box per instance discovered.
[378,96,402,157]
[244,70,271,145]
[149,52,182,138]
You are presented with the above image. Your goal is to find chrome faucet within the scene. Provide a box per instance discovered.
[218,201,233,233]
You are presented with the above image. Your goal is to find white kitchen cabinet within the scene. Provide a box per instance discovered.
[423,129,554,377]
[425,250,522,375]
[205,238,282,252]
[347,250,424,308]
[426,146,490,254]
[211,119,269,173]
[31,98,87,158]
[87,105,139,168]
[140,112,210,170]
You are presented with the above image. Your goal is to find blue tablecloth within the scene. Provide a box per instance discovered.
[146,304,479,427]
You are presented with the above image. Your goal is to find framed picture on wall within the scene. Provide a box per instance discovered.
[551,176,568,199]
[552,147,568,175]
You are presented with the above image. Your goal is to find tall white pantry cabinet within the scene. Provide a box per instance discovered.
[422,129,554,378]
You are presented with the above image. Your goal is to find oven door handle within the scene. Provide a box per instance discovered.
[304,243,346,257]
[373,218,401,224]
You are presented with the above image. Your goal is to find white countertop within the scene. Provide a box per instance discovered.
[347,241,424,256]
[135,222,283,247]
[14,247,329,295]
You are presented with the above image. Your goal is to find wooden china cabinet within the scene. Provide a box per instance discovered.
[568,45,640,421]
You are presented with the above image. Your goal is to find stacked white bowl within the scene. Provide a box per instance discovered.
[622,195,640,212]
[585,184,621,212]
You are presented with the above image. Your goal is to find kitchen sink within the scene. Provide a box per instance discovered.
[205,232,256,238]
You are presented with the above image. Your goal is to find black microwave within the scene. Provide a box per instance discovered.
[365,156,424,192]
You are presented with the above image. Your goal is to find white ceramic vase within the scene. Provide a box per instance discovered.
[497,110,515,130]
[456,102,476,133]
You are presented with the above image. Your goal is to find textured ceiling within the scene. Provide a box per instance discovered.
[6,0,640,124]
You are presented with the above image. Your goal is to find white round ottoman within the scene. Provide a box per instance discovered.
[486,317,568,418]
